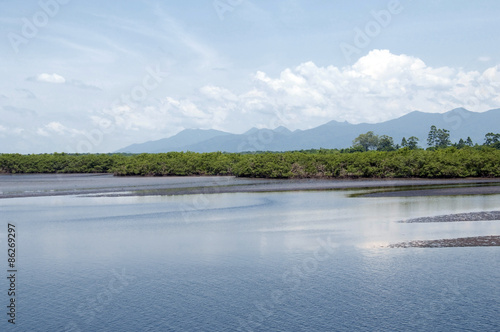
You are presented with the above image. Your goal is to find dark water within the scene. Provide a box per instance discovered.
[1,184,499,331]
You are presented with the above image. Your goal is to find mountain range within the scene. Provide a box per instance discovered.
[116,108,500,153]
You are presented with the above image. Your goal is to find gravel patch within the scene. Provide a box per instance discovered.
[388,236,500,248]
[399,211,500,223]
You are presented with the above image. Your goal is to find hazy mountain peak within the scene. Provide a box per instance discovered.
[116,108,500,153]
[243,127,259,135]
[273,126,292,134]
[324,119,351,126]
[445,107,472,115]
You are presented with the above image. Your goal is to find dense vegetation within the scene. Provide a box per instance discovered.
[0,147,499,179]
[1,128,499,179]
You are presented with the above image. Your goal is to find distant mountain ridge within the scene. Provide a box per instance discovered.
[118,129,229,153]
[116,108,500,153]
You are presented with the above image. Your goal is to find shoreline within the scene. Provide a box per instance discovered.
[2,174,500,198]
[3,174,499,247]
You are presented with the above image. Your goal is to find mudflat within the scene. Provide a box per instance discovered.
[1,173,500,198]
[388,236,500,248]
[2,174,499,248]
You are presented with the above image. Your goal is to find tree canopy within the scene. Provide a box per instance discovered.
[352,131,379,151]
[427,125,451,148]
[1,129,499,179]
[401,136,420,150]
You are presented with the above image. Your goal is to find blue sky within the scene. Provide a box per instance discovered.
[1,0,499,153]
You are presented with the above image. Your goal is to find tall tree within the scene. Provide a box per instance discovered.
[401,137,408,148]
[485,133,500,146]
[427,125,438,147]
[377,135,395,151]
[466,137,473,147]
[456,138,466,149]
[407,136,420,150]
[427,126,450,148]
[436,129,451,148]
[353,131,379,151]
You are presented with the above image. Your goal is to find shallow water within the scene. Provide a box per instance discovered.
[1,179,499,331]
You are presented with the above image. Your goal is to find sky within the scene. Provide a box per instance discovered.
[1,0,499,153]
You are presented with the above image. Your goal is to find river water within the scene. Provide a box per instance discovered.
[1,176,499,331]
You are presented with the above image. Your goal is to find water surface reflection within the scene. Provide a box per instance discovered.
[1,188,498,331]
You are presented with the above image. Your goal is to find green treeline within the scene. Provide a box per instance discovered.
[2,127,499,178]
[1,147,500,178]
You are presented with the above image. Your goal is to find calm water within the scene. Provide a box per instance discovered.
[1,185,499,331]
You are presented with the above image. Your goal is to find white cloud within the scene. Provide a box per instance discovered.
[98,95,229,134]
[46,122,67,134]
[95,50,500,140]
[36,128,50,137]
[0,125,24,136]
[37,122,83,137]
[478,56,491,62]
[37,73,66,84]
[230,49,500,127]
[27,74,99,90]
[200,85,237,102]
